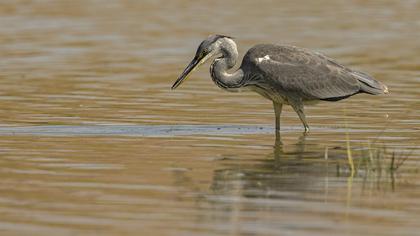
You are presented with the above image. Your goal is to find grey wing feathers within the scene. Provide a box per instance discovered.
[245,44,386,100]
[351,70,388,95]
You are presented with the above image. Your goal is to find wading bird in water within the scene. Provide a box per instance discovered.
[171,35,388,133]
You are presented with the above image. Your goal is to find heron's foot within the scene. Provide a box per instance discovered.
[275,122,281,132]
[303,126,310,133]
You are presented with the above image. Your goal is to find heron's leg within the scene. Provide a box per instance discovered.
[273,102,283,132]
[290,101,310,133]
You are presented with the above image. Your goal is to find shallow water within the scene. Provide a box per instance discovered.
[0,1,419,235]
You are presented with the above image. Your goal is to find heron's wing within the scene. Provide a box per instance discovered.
[248,45,361,100]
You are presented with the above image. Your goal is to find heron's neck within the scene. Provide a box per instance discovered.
[210,41,244,91]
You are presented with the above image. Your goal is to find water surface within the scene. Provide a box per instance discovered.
[0,1,419,235]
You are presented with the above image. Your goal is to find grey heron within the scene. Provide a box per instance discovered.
[171,35,388,132]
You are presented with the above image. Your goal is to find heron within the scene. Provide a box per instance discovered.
[171,35,388,133]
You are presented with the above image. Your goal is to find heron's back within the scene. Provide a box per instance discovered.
[240,44,388,102]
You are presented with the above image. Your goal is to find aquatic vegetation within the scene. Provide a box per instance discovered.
[326,137,415,193]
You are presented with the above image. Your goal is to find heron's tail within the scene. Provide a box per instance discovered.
[352,71,389,95]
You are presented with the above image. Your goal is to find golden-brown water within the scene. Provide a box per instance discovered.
[0,1,419,235]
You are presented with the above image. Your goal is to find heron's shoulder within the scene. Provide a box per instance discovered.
[244,44,318,63]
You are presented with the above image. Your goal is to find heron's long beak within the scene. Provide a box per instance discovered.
[171,54,207,90]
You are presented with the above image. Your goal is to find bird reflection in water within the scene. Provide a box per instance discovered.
[209,132,401,199]
[210,132,332,198]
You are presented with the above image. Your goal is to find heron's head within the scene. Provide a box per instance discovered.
[171,34,234,89]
